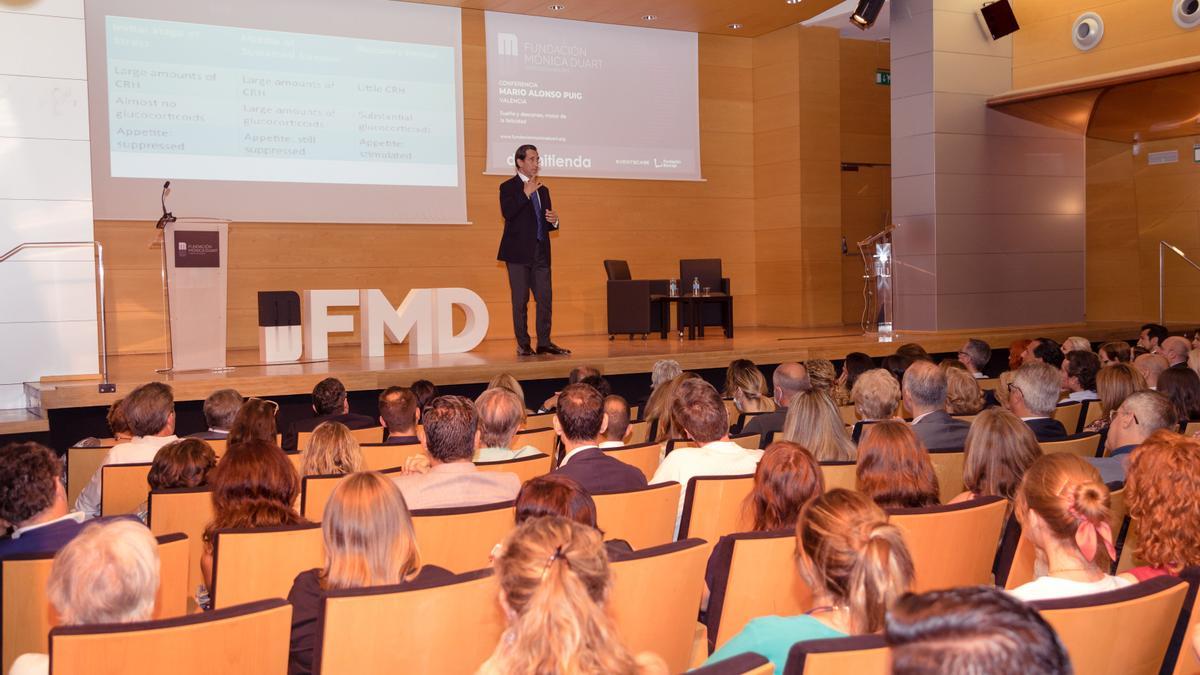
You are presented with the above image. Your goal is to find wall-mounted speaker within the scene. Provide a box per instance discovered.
[1072,12,1105,51]
[1174,0,1200,29]
[981,1,1020,40]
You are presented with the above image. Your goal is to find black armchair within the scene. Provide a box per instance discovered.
[603,260,668,339]
[679,258,732,331]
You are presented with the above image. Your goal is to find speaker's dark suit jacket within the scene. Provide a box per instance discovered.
[497,174,556,265]
[553,447,647,495]
[1024,417,1068,442]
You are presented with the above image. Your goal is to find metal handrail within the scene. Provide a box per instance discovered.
[0,241,111,392]
[1159,241,1200,325]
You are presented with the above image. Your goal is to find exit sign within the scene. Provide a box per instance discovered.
[875,69,891,86]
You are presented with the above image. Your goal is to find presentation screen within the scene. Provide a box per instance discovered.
[86,0,467,224]
[484,12,701,182]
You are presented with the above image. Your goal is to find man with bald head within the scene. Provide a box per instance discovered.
[904,361,971,451]
[742,362,810,438]
[1161,335,1191,370]
[1134,353,1170,389]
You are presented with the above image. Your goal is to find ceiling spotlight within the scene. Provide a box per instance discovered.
[728,22,743,29]
[642,14,657,20]
[549,3,565,9]
[786,0,803,4]
[850,0,886,29]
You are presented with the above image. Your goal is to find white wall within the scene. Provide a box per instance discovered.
[0,0,98,409]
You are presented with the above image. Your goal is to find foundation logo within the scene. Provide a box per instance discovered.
[497,32,519,57]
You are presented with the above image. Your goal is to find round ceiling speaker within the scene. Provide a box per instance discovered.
[1174,0,1200,28]
[1072,12,1104,51]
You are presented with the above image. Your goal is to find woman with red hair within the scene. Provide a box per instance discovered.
[1122,430,1200,581]
[1008,339,1032,372]
[855,421,940,509]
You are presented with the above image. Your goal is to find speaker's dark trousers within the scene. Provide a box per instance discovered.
[506,242,552,349]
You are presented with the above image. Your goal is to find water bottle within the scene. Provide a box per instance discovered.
[669,278,678,297]
[692,276,701,296]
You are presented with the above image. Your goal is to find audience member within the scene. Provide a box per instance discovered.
[651,379,762,527]
[850,368,901,422]
[904,361,971,451]
[392,396,520,509]
[645,371,702,441]
[579,373,612,398]
[1008,363,1068,442]
[958,338,992,379]
[0,443,87,557]
[1061,336,1091,354]
[1023,338,1064,369]
[283,377,376,451]
[552,384,646,493]
[1098,341,1132,366]
[1083,362,1146,433]
[1162,335,1192,369]
[410,379,438,413]
[481,517,667,675]
[839,352,874,394]
[77,382,179,518]
[1189,349,1200,379]
[200,441,307,594]
[598,395,633,448]
[227,397,279,446]
[300,421,364,476]
[943,365,986,416]
[1138,322,1169,352]
[952,408,1041,504]
[781,391,856,462]
[1122,431,1200,582]
[286,472,451,675]
[107,397,133,442]
[705,489,914,671]
[1090,390,1178,483]
[488,372,529,410]
[1134,352,1170,389]
[1157,366,1200,423]
[1010,454,1128,601]
[896,343,932,362]
[1008,339,1032,372]
[1192,329,1200,351]
[644,358,682,412]
[886,586,1071,675]
[475,387,542,462]
[723,359,776,414]
[514,474,632,559]
[1060,350,1100,402]
[855,421,939,509]
[139,438,217,521]
[742,362,810,437]
[190,388,242,440]
[538,365,600,412]
[8,520,161,675]
[378,386,421,445]
[804,359,844,404]
[881,353,914,384]
[995,371,1017,411]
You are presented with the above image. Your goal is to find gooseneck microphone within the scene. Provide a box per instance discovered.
[155,180,176,229]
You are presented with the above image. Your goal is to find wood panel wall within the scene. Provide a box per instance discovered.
[96,10,757,355]
[1012,0,1200,90]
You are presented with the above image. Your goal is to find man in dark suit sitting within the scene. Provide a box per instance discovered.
[1089,391,1177,483]
[188,388,241,441]
[552,383,647,494]
[283,377,377,451]
[904,361,971,451]
[378,386,420,445]
[1008,362,1069,442]
[0,442,90,557]
[742,362,810,439]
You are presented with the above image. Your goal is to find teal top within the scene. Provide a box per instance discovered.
[702,615,847,672]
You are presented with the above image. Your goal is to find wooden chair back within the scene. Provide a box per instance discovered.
[819,461,857,491]
[603,441,663,481]
[475,453,552,483]
[782,635,889,675]
[296,426,384,451]
[977,377,1001,392]
[609,539,709,674]
[1033,576,1189,675]
[1117,518,1143,574]
[99,462,153,516]
[314,569,503,674]
[410,501,515,573]
[1039,433,1102,458]
[67,445,111,507]
[689,653,773,675]
[731,433,762,451]
[837,404,859,426]
[2,533,190,673]
[706,531,812,653]
[49,598,292,675]
[888,496,1008,592]
[525,412,555,428]
[1185,421,1200,437]
[927,451,965,504]
[1082,399,1105,432]
[147,487,214,608]
[593,482,681,549]
[1003,533,1038,590]
[677,474,755,548]
[1166,567,1200,675]
[628,420,650,444]
[285,452,303,474]
[359,442,426,472]
[300,473,348,520]
[665,438,699,454]
[1053,402,1083,436]
[723,398,740,423]
[514,427,557,458]
[210,523,324,609]
[208,438,228,456]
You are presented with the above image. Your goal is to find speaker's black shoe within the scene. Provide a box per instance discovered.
[536,343,571,355]
[516,345,536,357]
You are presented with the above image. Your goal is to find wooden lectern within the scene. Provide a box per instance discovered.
[160,219,229,371]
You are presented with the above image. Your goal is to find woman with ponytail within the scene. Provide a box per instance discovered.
[286,471,452,675]
[1010,453,1130,601]
[480,516,667,675]
[704,489,915,672]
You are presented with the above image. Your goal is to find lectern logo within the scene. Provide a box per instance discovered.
[498,32,519,57]
[178,242,186,251]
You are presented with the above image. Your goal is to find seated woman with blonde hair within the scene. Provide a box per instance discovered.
[781,391,856,462]
[480,516,667,675]
[300,420,364,476]
[704,489,915,671]
[855,421,939,509]
[942,365,985,416]
[1009,453,1130,601]
[287,471,452,674]
[951,407,1041,504]
[723,359,776,414]
[850,368,901,422]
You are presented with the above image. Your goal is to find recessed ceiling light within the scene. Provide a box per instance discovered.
[549,3,565,10]
[728,22,743,29]
[642,14,658,20]
[786,0,803,4]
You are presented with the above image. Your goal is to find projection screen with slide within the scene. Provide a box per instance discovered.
[484,12,702,181]
[86,0,467,224]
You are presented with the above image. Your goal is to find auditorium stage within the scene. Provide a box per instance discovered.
[26,322,1142,419]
